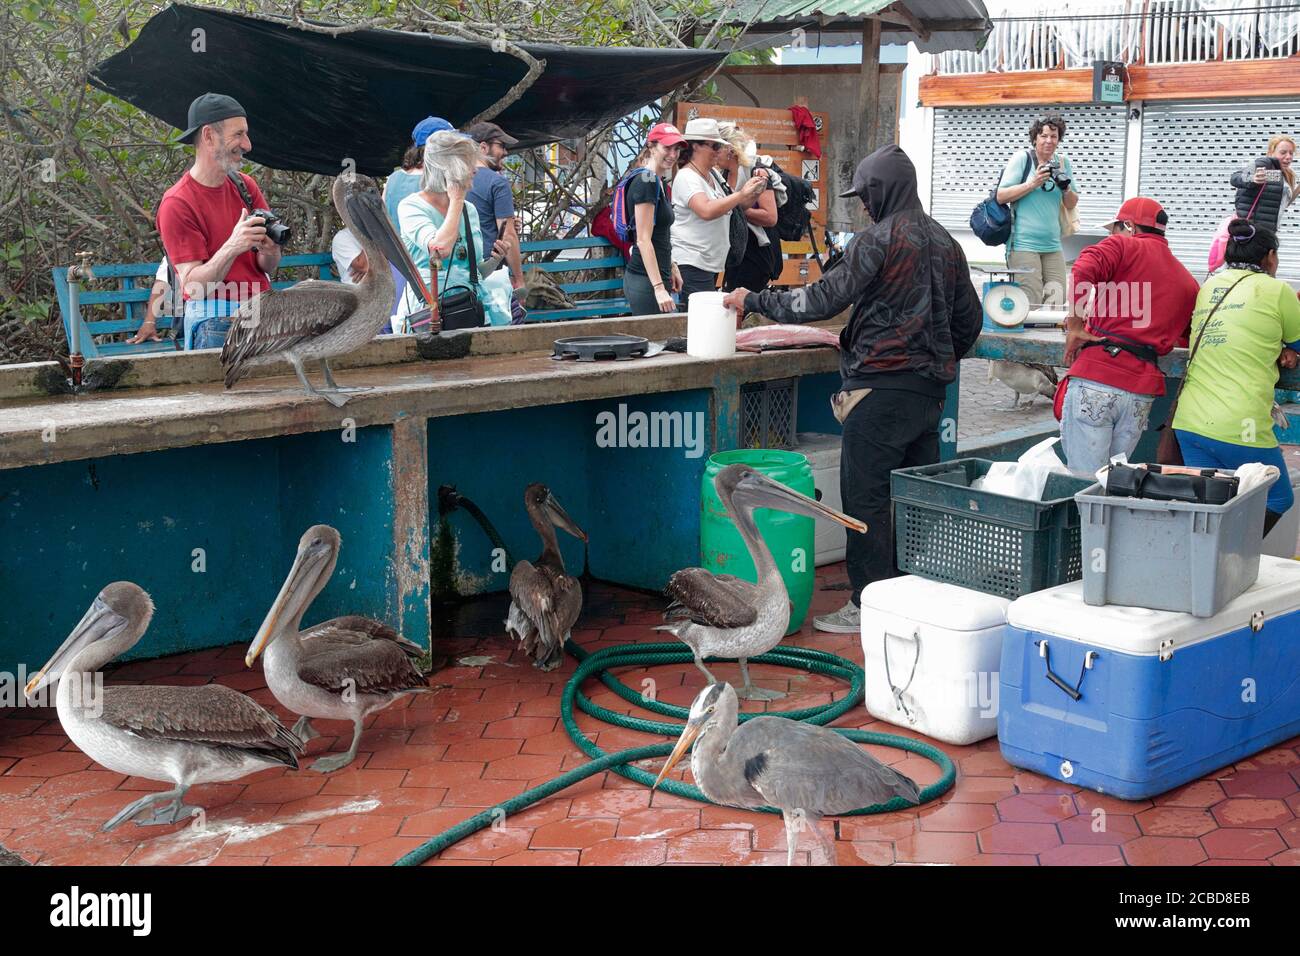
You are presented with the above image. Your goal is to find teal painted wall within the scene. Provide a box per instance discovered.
[0,425,408,672]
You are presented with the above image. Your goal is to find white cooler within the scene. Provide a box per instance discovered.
[794,432,844,566]
[860,575,1010,744]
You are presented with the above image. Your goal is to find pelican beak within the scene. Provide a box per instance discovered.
[652,718,705,790]
[737,472,868,534]
[245,544,329,667]
[343,188,428,298]
[26,598,122,699]
[544,492,587,542]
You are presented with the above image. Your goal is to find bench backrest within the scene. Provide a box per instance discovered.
[52,253,337,358]
[519,237,629,322]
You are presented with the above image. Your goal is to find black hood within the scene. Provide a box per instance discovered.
[856,145,923,222]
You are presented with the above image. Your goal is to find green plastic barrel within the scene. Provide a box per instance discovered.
[701,449,815,635]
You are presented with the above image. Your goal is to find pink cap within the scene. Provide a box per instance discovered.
[647,122,686,147]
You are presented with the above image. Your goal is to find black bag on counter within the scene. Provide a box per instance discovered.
[1105,463,1239,506]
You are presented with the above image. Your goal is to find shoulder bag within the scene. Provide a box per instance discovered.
[438,204,487,331]
[970,149,1035,247]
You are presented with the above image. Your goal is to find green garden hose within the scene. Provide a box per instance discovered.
[394,641,955,866]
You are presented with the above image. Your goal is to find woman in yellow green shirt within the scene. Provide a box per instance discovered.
[1173,219,1300,534]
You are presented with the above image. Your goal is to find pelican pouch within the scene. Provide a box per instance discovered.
[437,205,487,332]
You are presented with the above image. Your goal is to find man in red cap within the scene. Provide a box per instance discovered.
[1059,196,1199,474]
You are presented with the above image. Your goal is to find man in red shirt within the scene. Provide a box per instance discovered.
[1060,197,1199,474]
[156,93,282,349]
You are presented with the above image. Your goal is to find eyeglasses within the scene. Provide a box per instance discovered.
[690,141,720,151]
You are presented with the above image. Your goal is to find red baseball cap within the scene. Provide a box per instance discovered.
[1100,196,1169,232]
[647,122,686,147]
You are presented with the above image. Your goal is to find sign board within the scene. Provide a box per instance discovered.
[1093,60,1126,103]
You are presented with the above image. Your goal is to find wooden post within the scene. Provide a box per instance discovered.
[858,18,883,158]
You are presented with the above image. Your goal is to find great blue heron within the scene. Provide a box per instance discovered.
[244,524,428,772]
[657,463,867,700]
[505,484,587,671]
[25,582,303,831]
[221,174,429,407]
[655,683,922,865]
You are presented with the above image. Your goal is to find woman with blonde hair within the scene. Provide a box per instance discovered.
[1230,134,1299,233]
[396,130,513,329]
[714,121,783,294]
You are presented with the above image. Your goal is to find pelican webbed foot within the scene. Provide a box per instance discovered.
[318,360,373,397]
[309,717,363,772]
[102,786,194,831]
[288,355,349,407]
[291,715,321,742]
[737,659,786,700]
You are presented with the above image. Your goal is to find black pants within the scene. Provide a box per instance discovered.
[841,388,944,606]
[722,245,774,294]
[678,264,719,301]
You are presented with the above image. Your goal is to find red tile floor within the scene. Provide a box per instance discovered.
[2,564,1299,866]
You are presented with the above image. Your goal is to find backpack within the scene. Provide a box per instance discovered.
[611,168,663,244]
[767,159,816,242]
[591,204,631,261]
[970,149,1034,246]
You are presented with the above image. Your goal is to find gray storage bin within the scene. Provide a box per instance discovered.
[1074,477,1270,618]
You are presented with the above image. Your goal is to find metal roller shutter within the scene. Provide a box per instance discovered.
[931,103,1128,240]
[1140,99,1300,283]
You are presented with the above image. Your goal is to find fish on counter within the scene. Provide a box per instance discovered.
[734,324,842,352]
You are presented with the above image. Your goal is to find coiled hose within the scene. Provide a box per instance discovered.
[394,641,955,865]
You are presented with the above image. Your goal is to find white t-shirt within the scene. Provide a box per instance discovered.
[155,258,169,284]
[332,229,364,285]
[670,165,730,273]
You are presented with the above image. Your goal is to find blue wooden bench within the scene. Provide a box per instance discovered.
[52,253,337,358]
[519,237,630,322]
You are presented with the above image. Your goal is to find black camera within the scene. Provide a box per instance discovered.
[1047,157,1071,191]
[252,208,291,246]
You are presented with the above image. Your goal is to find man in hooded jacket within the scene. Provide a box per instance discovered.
[724,144,983,633]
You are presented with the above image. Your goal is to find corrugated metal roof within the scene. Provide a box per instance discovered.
[697,0,992,52]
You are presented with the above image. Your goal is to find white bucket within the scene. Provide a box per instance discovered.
[686,291,736,359]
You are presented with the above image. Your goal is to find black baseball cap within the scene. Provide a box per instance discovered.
[465,121,519,148]
[178,93,247,144]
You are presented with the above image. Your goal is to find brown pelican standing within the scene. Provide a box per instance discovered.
[221,174,429,407]
[245,525,428,772]
[655,683,921,865]
[25,583,303,831]
[506,484,587,671]
[658,464,867,700]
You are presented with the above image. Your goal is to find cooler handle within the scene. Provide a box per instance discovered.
[883,629,921,723]
[1036,640,1095,702]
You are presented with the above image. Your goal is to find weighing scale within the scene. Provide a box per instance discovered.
[974,266,1069,332]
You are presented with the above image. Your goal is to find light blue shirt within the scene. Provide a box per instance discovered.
[383,169,422,230]
[1000,150,1076,254]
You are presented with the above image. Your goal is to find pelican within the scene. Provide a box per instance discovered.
[655,683,921,865]
[658,464,867,700]
[245,524,428,772]
[988,360,1058,409]
[221,174,429,407]
[506,484,587,671]
[25,582,303,831]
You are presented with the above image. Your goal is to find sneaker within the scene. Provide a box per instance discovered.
[813,600,860,634]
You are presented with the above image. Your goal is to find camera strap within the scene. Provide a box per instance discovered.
[226,171,257,212]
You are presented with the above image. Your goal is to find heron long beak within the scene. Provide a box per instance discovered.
[544,493,587,542]
[737,472,868,533]
[245,545,330,667]
[344,188,432,305]
[652,719,705,790]
[25,598,123,698]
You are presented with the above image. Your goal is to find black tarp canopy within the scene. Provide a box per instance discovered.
[90,4,725,175]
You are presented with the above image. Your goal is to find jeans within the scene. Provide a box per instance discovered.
[1059,377,1154,476]
[1174,429,1295,515]
[191,317,233,350]
[841,388,945,605]
[1007,249,1067,306]
[624,268,669,316]
[678,264,719,302]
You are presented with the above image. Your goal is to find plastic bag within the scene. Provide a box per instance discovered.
[970,436,1070,500]
[1234,462,1281,496]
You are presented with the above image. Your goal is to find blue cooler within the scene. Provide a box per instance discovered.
[999,555,1300,799]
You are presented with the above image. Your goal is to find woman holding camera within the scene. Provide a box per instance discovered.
[715,122,784,295]
[994,114,1080,307]
[396,130,513,331]
[1230,135,1300,233]
[1172,220,1300,535]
